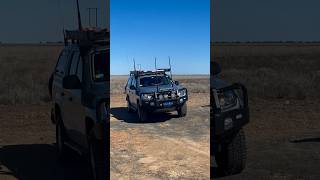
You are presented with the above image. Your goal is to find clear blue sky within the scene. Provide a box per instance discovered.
[110,0,210,75]
[213,0,320,42]
[0,0,108,43]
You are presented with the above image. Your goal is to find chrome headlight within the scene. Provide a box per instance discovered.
[141,93,154,101]
[177,89,187,97]
[217,90,239,110]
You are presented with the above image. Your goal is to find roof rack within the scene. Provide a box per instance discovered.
[156,68,171,72]
[130,70,168,77]
[64,28,109,46]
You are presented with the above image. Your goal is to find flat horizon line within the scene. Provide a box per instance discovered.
[111,74,209,76]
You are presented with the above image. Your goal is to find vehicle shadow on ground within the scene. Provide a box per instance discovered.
[0,144,91,180]
[110,107,180,123]
[211,166,226,178]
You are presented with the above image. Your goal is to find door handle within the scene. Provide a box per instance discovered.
[69,97,73,101]
[61,92,65,96]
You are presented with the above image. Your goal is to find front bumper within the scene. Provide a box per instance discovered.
[141,96,188,112]
[211,83,249,138]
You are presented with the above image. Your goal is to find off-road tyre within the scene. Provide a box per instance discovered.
[88,135,104,180]
[215,129,246,175]
[56,113,67,159]
[137,104,148,122]
[126,96,134,113]
[177,102,187,117]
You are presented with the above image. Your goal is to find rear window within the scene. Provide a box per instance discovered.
[93,51,109,82]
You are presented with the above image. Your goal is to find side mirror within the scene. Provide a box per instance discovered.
[175,81,180,85]
[130,85,136,90]
[211,61,221,75]
[63,75,81,89]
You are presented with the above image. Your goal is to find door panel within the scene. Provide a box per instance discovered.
[130,77,137,108]
[63,50,87,147]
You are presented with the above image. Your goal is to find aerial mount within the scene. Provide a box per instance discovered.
[130,58,173,78]
[63,0,109,47]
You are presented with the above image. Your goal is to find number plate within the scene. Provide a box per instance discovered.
[163,101,173,107]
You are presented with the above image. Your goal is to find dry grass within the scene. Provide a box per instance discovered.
[0,44,208,105]
[0,44,62,104]
[111,75,209,95]
[213,43,320,100]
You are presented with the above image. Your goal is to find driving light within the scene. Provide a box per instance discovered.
[158,94,164,100]
[141,94,154,101]
[171,91,176,98]
[236,114,243,119]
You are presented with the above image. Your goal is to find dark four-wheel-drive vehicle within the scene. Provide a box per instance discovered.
[211,62,249,175]
[125,68,188,121]
[48,29,109,180]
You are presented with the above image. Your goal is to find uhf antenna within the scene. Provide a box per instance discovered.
[155,58,159,92]
[168,56,173,79]
[87,8,98,27]
[133,58,136,71]
[57,0,65,32]
[76,0,83,30]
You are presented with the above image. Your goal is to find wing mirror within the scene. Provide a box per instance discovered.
[174,81,180,85]
[63,75,81,89]
[211,61,221,75]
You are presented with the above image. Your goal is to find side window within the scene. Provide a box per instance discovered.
[68,51,80,75]
[131,77,136,88]
[127,77,132,89]
[76,57,83,82]
[92,51,108,82]
[56,50,67,75]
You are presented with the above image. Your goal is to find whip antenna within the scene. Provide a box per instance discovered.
[168,56,173,79]
[76,0,83,30]
[57,0,65,35]
[155,58,159,92]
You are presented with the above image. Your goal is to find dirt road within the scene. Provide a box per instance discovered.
[214,98,320,179]
[110,94,210,179]
[1,86,319,179]
[0,105,92,180]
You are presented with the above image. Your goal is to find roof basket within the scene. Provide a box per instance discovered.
[64,28,109,46]
[130,70,168,77]
[156,68,171,72]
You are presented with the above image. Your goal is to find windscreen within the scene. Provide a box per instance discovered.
[93,51,109,82]
[139,75,171,87]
